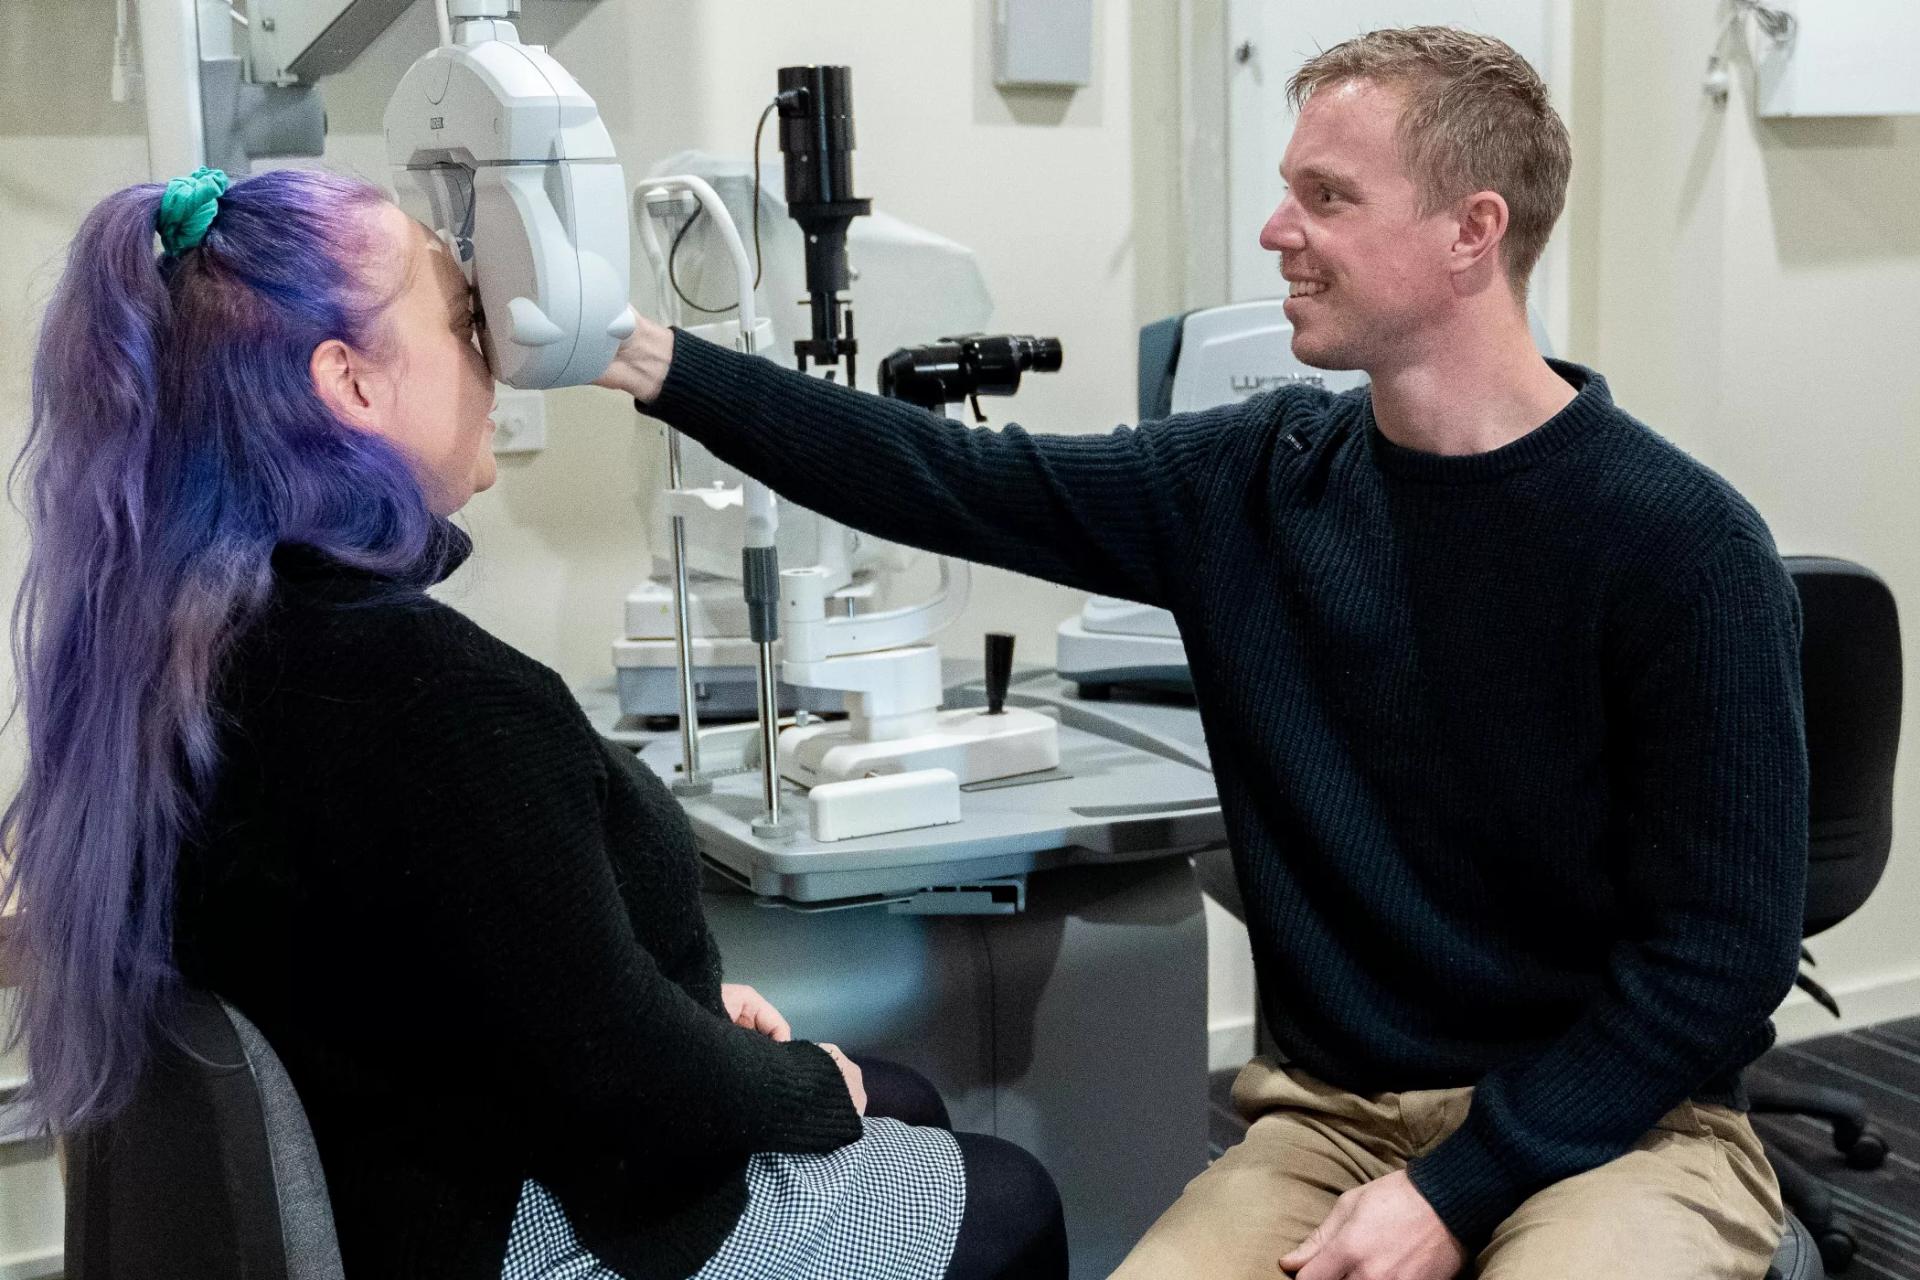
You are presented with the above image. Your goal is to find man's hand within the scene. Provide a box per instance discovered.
[720,983,791,1042]
[592,314,675,404]
[1280,1170,1467,1280]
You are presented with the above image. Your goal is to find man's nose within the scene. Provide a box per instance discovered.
[1260,195,1305,252]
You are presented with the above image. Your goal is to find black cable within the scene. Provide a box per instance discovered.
[666,99,781,315]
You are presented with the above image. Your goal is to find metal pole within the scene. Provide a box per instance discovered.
[666,429,709,796]
[753,640,783,831]
[138,0,208,176]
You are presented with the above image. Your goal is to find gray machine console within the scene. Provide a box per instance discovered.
[576,668,1223,908]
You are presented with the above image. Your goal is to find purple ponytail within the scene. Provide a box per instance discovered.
[4,168,456,1132]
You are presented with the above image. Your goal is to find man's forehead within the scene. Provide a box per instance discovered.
[1283,78,1406,179]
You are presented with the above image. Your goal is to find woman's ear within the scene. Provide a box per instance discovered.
[310,338,381,431]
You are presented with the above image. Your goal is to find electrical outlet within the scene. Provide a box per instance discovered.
[490,386,546,454]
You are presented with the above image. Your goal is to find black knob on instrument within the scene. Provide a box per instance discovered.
[985,632,1015,715]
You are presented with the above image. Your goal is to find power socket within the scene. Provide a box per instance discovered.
[490,387,547,454]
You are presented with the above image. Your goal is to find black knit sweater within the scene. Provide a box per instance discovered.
[172,535,862,1280]
[648,331,1809,1248]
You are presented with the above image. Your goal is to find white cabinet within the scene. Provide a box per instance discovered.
[1754,0,1920,118]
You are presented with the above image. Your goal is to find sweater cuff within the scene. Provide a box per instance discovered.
[750,1039,865,1154]
[647,328,768,434]
[1405,1114,1531,1252]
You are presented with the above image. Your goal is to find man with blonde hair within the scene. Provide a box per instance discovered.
[601,25,1804,1280]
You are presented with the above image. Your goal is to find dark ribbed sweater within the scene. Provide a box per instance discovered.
[172,535,862,1280]
[649,331,1809,1247]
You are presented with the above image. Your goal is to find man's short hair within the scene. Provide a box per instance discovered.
[1286,26,1571,294]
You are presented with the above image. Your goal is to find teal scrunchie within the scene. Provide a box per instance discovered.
[156,166,231,257]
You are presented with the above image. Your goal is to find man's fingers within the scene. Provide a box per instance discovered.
[1280,1196,1351,1275]
[1279,1227,1326,1273]
[1293,1246,1351,1280]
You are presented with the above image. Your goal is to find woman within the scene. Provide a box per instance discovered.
[2,166,1065,1280]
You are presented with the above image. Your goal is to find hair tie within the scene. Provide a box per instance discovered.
[156,167,231,257]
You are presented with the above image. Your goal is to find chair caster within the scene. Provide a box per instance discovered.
[1816,1227,1856,1272]
[1834,1121,1889,1170]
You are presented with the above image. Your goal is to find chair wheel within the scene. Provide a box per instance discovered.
[1816,1228,1856,1272]
[1842,1128,1888,1170]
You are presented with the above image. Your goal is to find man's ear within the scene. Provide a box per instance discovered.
[310,338,381,431]
[1450,189,1510,280]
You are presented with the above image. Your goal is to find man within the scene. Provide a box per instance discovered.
[598,26,1805,1279]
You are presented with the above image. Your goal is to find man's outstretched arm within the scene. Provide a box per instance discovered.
[598,318,1239,609]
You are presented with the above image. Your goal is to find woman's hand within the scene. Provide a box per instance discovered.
[818,1043,868,1116]
[721,983,791,1042]
[593,314,676,403]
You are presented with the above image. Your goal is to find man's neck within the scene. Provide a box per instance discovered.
[1365,309,1576,456]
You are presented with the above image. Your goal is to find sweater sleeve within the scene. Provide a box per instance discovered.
[365,665,862,1176]
[645,327,1237,609]
[1406,534,1808,1247]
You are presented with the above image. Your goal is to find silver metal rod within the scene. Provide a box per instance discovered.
[754,639,782,825]
[666,429,706,793]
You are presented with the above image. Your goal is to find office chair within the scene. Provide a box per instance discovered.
[64,990,344,1280]
[1744,556,1903,1273]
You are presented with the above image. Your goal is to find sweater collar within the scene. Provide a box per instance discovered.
[271,519,473,587]
[1362,359,1617,484]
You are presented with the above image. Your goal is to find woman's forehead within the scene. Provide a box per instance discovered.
[379,204,467,307]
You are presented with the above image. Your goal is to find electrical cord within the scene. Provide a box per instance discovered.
[667,98,784,315]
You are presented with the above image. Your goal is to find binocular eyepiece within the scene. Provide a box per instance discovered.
[878,334,1065,411]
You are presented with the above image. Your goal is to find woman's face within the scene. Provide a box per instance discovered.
[360,202,498,514]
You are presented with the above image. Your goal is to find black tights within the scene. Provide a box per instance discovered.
[855,1057,1070,1280]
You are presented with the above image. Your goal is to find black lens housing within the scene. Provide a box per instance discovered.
[776,65,872,374]
[878,335,1065,410]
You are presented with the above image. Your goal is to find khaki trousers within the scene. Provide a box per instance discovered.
[1111,1057,1785,1279]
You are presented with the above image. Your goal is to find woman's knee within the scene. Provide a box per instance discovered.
[946,1132,1068,1280]
[851,1055,953,1130]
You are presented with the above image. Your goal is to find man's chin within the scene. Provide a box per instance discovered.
[1288,331,1362,374]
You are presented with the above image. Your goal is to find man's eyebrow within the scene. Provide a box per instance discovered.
[1283,164,1359,189]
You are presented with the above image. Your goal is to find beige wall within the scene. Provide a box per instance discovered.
[1569,2,1920,1034]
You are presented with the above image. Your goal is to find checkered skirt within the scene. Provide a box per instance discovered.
[500,1116,966,1280]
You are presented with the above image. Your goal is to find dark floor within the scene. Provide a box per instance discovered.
[1208,1016,1920,1276]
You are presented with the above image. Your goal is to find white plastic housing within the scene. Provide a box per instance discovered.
[1055,612,1189,679]
[807,769,963,843]
[782,645,945,740]
[385,22,634,388]
[780,706,1060,789]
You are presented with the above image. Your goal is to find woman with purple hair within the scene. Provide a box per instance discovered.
[2,167,1065,1280]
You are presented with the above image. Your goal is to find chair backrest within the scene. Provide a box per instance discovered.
[65,991,345,1280]
[1787,556,1903,936]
